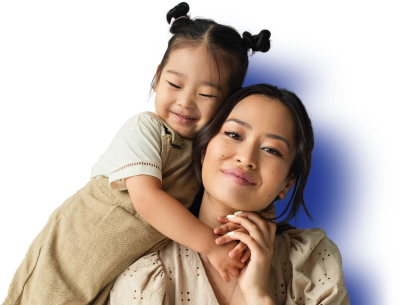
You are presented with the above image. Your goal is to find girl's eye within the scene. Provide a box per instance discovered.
[199,94,217,98]
[262,147,283,157]
[168,81,181,89]
[224,131,242,141]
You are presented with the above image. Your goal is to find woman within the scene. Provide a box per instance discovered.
[110,84,350,305]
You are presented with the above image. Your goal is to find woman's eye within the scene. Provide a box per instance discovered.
[168,81,181,89]
[262,147,283,157]
[224,131,242,140]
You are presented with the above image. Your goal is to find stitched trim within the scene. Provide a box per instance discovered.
[111,162,161,175]
[146,112,164,128]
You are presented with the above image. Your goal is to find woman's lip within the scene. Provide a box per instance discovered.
[223,168,256,184]
[222,171,255,186]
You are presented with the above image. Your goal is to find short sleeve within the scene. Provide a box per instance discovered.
[110,252,167,305]
[285,229,350,305]
[90,112,164,190]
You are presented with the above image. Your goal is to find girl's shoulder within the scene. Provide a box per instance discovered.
[144,112,183,140]
[120,112,165,133]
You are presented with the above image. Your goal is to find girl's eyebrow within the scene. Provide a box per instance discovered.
[166,69,221,90]
[225,118,291,149]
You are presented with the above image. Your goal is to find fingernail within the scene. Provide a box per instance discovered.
[227,231,235,236]
[234,211,243,215]
[216,238,221,244]
[226,215,236,219]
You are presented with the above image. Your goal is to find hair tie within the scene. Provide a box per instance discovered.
[170,15,188,27]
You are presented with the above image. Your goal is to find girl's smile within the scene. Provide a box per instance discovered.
[171,111,197,122]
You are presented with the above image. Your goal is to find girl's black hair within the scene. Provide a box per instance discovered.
[191,84,315,224]
[151,2,271,96]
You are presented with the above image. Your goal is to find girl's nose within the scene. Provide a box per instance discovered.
[177,91,195,109]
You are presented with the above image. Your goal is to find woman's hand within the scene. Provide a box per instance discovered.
[214,211,271,262]
[224,212,276,304]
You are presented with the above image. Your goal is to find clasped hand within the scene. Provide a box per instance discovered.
[206,211,277,301]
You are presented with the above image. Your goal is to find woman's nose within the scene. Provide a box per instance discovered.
[235,145,258,169]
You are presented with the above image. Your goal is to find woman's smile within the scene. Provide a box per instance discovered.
[221,168,256,186]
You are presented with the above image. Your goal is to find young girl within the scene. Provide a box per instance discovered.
[2,2,271,305]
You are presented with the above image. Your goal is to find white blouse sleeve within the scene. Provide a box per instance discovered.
[110,252,168,305]
[90,112,164,190]
[285,229,350,305]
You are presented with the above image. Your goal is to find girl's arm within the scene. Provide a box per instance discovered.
[125,175,245,282]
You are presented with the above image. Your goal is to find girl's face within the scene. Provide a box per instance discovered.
[154,46,229,138]
[202,95,297,211]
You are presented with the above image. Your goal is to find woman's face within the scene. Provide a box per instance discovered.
[202,94,297,211]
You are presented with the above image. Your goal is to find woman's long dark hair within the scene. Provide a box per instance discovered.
[151,2,271,97]
[191,84,314,224]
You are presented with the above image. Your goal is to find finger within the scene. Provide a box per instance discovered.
[218,269,231,282]
[241,247,251,263]
[214,222,243,235]
[216,215,230,224]
[229,266,240,277]
[226,231,264,259]
[258,210,271,220]
[233,255,246,269]
[229,212,274,245]
[228,241,248,257]
[216,229,248,245]
[233,210,273,222]
[226,216,273,252]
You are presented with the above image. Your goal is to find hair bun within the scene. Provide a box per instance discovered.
[166,2,190,24]
[242,30,271,53]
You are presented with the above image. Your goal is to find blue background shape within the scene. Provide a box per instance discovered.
[146,14,400,305]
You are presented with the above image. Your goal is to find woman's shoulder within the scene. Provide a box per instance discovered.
[276,228,339,258]
[110,242,216,305]
[273,228,350,304]
[110,249,167,304]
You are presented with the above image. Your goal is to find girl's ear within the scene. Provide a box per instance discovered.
[278,178,296,200]
[154,65,161,92]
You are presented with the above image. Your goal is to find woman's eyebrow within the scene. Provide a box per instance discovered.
[166,69,221,90]
[225,118,290,149]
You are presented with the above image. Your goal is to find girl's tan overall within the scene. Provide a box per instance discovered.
[2,113,198,305]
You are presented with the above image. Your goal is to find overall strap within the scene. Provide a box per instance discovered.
[146,112,182,150]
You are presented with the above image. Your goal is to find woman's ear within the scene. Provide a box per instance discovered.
[278,178,296,200]
[201,149,206,165]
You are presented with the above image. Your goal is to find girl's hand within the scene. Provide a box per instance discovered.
[224,212,276,303]
[214,211,272,262]
[206,240,246,282]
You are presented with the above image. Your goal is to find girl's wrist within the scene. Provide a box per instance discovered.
[196,227,219,255]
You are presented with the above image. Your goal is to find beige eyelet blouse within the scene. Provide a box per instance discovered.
[110,228,350,305]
